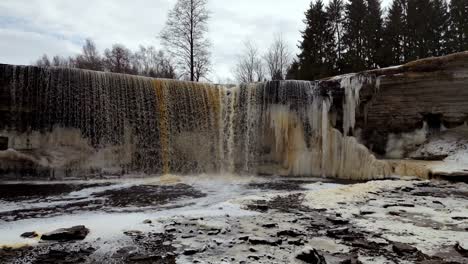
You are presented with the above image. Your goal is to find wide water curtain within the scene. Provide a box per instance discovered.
[1,65,390,179]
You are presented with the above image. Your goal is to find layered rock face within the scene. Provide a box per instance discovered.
[0,52,467,180]
[349,52,468,157]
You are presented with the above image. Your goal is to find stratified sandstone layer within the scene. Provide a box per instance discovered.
[348,52,468,156]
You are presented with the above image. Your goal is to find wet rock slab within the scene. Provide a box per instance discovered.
[0,183,206,221]
[41,225,89,241]
[0,183,111,201]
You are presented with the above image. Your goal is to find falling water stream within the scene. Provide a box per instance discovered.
[0,64,390,180]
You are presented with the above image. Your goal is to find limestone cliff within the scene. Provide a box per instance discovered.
[0,52,467,180]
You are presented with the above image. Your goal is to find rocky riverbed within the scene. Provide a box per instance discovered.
[0,175,467,263]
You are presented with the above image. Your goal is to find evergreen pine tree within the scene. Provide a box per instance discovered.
[286,60,300,80]
[294,0,335,80]
[430,0,449,56]
[382,0,405,66]
[405,0,433,60]
[343,0,368,72]
[363,0,384,68]
[326,0,345,74]
[448,0,468,52]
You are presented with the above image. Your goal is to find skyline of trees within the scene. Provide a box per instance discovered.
[35,39,177,79]
[33,0,468,83]
[288,0,468,81]
[234,34,292,83]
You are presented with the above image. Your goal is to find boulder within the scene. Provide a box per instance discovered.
[20,231,38,238]
[455,241,468,257]
[392,242,418,256]
[41,225,89,241]
[296,248,327,264]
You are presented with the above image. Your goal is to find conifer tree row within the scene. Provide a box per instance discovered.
[288,0,468,81]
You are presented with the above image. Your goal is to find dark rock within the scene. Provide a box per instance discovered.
[183,248,200,256]
[451,216,468,221]
[351,239,380,250]
[262,223,278,228]
[342,257,362,264]
[249,247,257,252]
[238,236,249,241]
[248,255,260,260]
[277,229,303,237]
[249,237,282,246]
[207,230,221,235]
[383,203,415,209]
[392,242,418,255]
[326,217,349,225]
[165,227,177,233]
[123,230,143,236]
[128,254,163,261]
[359,210,375,216]
[388,211,402,216]
[296,248,327,264]
[340,254,362,264]
[20,231,38,238]
[454,242,468,257]
[401,187,415,192]
[143,219,152,224]
[326,227,349,238]
[41,225,89,241]
[288,239,306,246]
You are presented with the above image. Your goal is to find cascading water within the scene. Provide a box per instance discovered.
[0,64,390,180]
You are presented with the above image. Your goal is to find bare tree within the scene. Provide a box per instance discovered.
[132,46,176,79]
[103,44,135,74]
[52,55,75,67]
[35,54,51,67]
[264,34,291,80]
[160,0,211,82]
[75,39,103,71]
[234,40,265,83]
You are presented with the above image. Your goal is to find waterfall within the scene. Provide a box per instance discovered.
[0,64,390,179]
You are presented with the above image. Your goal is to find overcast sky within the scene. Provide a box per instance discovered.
[0,0,391,82]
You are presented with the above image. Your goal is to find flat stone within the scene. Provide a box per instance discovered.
[249,237,282,246]
[383,203,415,209]
[392,242,418,255]
[20,231,38,238]
[288,239,306,246]
[326,217,349,225]
[183,249,199,256]
[262,223,278,228]
[359,211,375,216]
[451,216,468,221]
[326,227,349,238]
[277,229,303,237]
[41,225,89,241]
[340,254,362,264]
